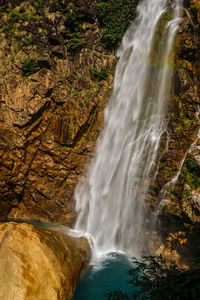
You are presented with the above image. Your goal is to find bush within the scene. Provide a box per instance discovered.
[0,6,38,37]
[33,0,43,8]
[186,157,200,189]
[22,58,41,77]
[97,0,139,49]
[90,67,109,81]
[67,32,86,58]
[65,8,93,32]
[0,8,20,36]
[105,256,200,300]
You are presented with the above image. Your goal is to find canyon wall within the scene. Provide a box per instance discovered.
[0,0,200,263]
[0,0,118,224]
[152,0,200,264]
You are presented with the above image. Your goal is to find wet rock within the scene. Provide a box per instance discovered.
[150,3,200,264]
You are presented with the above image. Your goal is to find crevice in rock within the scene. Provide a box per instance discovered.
[25,118,43,140]
[70,103,99,148]
[13,101,51,129]
[20,105,57,203]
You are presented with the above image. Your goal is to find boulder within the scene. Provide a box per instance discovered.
[0,222,92,300]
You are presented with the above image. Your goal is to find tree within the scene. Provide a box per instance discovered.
[105,256,200,300]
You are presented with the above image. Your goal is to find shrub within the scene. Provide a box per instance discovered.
[0,7,38,37]
[67,32,86,58]
[90,67,109,81]
[97,0,139,49]
[65,8,86,32]
[0,8,20,36]
[22,58,41,77]
[33,0,43,8]
[105,255,200,300]
[186,157,200,189]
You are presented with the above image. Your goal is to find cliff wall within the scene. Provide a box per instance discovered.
[0,0,118,224]
[152,0,200,264]
[0,0,200,263]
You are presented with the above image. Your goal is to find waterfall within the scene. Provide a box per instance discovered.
[75,0,182,256]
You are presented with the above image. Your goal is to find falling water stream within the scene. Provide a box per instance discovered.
[75,0,182,256]
[74,0,182,298]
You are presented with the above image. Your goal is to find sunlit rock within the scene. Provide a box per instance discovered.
[0,222,92,300]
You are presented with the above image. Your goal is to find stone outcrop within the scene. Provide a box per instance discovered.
[0,222,92,300]
[0,0,116,224]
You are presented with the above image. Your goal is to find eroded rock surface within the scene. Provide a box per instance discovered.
[150,1,200,265]
[0,0,116,224]
[0,222,92,300]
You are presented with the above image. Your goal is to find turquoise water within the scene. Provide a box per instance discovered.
[73,252,139,300]
[2,220,141,299]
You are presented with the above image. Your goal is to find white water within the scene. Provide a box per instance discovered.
[75,0,182,256]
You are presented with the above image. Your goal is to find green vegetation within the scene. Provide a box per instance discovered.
[182,189,189,199]
[97,0,138,49]
[105,256,200,300]
[22,58,41,77]
[1,8,20,36]
[65,8,90,32]
[186,157,200,189]
[66,73,76,84]
[22,11,38,22]
[90,67,109,81]
[64,6,93,58]
[33,0,43,8]
[0,6,38,37]
[187,157,199,173]
[182,117,193,130]
[67,32,86,58]
[21,37,33,47]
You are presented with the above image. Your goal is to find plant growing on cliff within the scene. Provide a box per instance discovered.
[33,0,43,8]
[97,0,139,49]
[185,157,200,189]
[65,7,93,32]
[90,67,109,81]
[1,8,20,36]
[22,58,41,77]
[1,6,39,38]
[67,32,86,59]
[105,256,200,300]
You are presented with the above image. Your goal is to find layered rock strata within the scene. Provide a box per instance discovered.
[0,0,115,224]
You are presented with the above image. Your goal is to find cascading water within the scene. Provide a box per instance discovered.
[75,0,182,256]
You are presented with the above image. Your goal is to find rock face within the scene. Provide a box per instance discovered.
[0,222,92,300]
[150,1,200,264]
[0,0,200,264]
[0,0,116,224]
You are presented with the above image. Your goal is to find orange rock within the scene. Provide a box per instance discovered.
[0,222,92,300]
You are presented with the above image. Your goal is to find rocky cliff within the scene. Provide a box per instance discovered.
[0,0,118,224]
[151,0,200,265]
[0,0,200,264]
